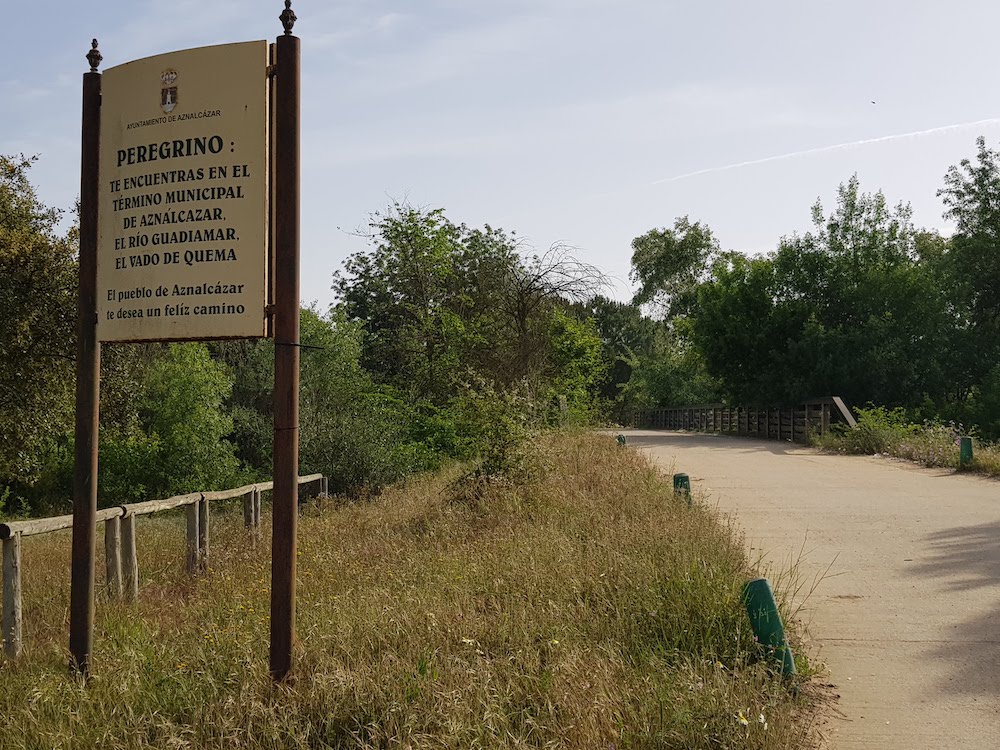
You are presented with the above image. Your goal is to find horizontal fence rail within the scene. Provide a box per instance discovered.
[1,474,327,659]
[626,397,856,444]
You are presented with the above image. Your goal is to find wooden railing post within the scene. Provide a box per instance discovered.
[253,488,262,530]
[3,533,22,658]
[243,490,254,529]
[121,514,138,603]
[104,516,122,599]
[185,502,200,575]
[198,495,209,573]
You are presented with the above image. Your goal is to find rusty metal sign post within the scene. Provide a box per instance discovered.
[69,3,302,681]
[270,0,301,682]
[69,40,103,677]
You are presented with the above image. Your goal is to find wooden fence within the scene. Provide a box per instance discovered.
[0,473,327,659]
[626,397,857,443]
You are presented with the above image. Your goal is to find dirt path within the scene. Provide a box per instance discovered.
[621,429,1000,749]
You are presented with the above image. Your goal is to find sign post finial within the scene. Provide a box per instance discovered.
[87,39,102,72]
[280,1,297,35]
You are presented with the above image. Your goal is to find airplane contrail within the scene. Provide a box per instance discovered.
[650,117,1000,185]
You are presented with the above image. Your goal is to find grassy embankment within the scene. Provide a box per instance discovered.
[816,405,1000,476]
[0,432,822,749]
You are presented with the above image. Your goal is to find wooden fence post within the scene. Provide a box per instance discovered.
[253,488,262,530]
[198,495,209,573]
[121,514,138,603]
[320,476,328,497]
[3,533,22,658]
[104,516,122,599]
[243,490,254,529]
[186,502,200,575]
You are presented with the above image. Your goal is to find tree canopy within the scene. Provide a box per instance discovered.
[0,155,77,484]
[9,134,1000,514]
[617,146,1000,440]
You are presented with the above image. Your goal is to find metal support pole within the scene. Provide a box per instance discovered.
[270,1,301,682]
[69,40,103,677]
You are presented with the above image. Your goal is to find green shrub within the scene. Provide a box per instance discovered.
[301,389,428,498]
[448,380,544,501]
[820,406,963,468]
[827,405,918,455]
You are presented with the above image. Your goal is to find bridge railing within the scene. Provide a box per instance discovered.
[625,397,856,443]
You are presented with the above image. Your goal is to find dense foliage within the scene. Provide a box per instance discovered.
[0,164,608,516]
[8,135,1000,512]
[616,139,1000,441]
[0,156,77,487]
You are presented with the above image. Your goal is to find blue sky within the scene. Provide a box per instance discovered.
[4,1,1000,305]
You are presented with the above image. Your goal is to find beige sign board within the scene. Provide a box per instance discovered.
[97,41,268,341]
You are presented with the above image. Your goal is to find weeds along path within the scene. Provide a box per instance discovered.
[622,429,1000,750]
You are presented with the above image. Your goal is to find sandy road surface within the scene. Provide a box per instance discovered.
[620,429,1000,749]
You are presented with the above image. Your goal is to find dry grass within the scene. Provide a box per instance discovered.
[0,432,823,748]
[970,443,1000,475]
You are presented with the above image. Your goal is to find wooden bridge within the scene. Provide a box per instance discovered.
[626,396,857,443]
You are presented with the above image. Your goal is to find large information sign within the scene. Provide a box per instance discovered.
[97,41,268,341]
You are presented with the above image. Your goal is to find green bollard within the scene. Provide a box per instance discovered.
[743,578,795,676]
[616,434,627,446]
[673,473,691,506]
[959,436,973,468]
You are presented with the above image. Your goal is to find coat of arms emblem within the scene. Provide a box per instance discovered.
[160,69,178,113]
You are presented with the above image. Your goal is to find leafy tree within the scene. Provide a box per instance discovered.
[334,205,508,400]
[689,252,796,404]
[298,306,426,496]
[585,296,656,412]
[334,204,605,402]
[938,136,1000,389]
[545,308,606,422]
[213,307,429,497]
[688,178,950,407]
[630,217,719,316]
[0,155,77,486]
[99,343,239,504]
[623,323,721,409]
[210,338,275,474]
[497,246,606,384]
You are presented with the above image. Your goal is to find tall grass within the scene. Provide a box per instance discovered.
[0,433,822,748]
[816,405,1000,476]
